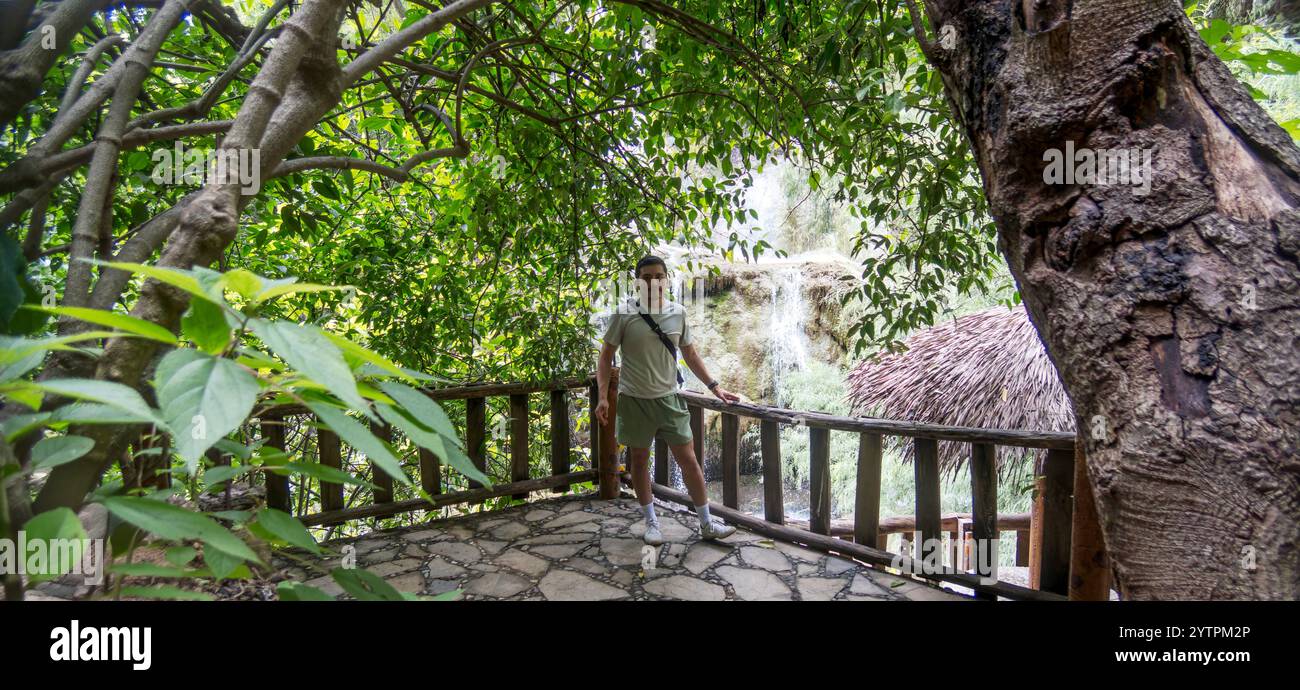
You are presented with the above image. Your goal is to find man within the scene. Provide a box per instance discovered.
[595,255,742,545]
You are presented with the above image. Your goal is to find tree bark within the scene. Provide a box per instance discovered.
[916,0,1300,599]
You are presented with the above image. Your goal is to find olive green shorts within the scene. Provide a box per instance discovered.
[615,393,693,449]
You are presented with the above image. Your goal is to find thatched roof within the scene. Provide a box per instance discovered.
[845,304,1073,477]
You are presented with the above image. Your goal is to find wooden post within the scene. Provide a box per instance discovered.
[509,393,529,499]
[1029,475,1045,587]
[808,427,831,535]
[465,397,487,490]
[914,437,942,571]
[598,369,620,499]
[318,425,345,512]
[588,381,600,473]
[689,404,703,469]
[854,433,883,548]
[760,419,783,524]
[970,442,998,599]
[419,446,441,496]
[1069,443,1111,600]
[369,421,394,504]
[654,436,669,486]
[550,389,571,493]
[1016,529,1030,567]
[1039,448,1074,596]
[720,413,740,509]
[262,414,290,513]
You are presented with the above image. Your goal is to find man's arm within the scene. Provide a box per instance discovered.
[594,341,617,424]
[681,343,740,403]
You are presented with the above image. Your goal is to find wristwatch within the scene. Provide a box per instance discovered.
[706,380,720,391]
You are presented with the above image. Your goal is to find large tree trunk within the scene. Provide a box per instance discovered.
[916,0,1300,599]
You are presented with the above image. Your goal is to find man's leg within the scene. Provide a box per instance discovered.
[628,446,662,544]
[668,440,735,539]
[628,446,654,511]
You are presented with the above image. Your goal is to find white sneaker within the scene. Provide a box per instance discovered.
[699,519,736,541]
[643,521,664,546]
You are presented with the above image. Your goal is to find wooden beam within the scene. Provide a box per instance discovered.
[1069,444,1112,600]
[760,419,783,524]
[809,426,831,535]
[720,412,740,509]
[262,414,290,513]
[317,426,345,512]
[969,442,997,600]
[588,381,600,473]
[914,437,942,569]
[510,393,530,499]
[598,369,620,499]
[300,471,598,527]
[550,389,570,493]
[855,433,883,548]
[465,396,487,490]
[1039,448,1074,596]
[647,482,1065,601]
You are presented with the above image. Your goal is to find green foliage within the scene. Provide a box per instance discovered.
[0,265,477,600]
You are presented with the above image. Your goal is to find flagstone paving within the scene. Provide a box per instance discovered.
[279,492,970,601]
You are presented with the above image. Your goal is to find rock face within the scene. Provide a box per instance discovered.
[281,492,967,602]
[681,257,858,406]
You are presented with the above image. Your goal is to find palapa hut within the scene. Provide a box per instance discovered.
[846,304,1074,477]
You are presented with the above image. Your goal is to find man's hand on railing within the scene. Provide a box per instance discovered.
[594,399,610,426]
[711,385,740,404]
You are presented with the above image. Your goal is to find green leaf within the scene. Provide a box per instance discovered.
[249,319,373,417]
[306,402,412,488]
[257,282,347,304]
[277,581,335,601]
[26,306,177,345]
[376,381,456,438]
[271,461,375,489]
[203,545,252,580]
[330,567,407,601]
[27,379,164,426]
[118,586,215,601]
[0,335,46,382]
[93,260,208,301]
[181,297,233,354]
[165,545,198,566]
[30,435,95,471]
[217,269,264,300]
[101,496,259,563]
[325,332,411,380]
[254,508,322,554]
[376,403,488,486]
[108,563,208,578]
[155,350,260,472]
[22,508,88,583]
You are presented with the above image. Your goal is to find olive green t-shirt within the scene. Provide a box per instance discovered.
[602,299,693,399]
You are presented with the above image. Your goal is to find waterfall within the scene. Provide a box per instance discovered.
[768,267,809,405]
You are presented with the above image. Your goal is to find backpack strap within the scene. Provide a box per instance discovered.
[634,301,685,387]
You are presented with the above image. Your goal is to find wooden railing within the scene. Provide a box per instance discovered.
[255,376,599,528]
[252,369,1105,601]
[602,374,1097,601]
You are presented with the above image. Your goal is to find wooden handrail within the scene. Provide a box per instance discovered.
[677,389,1076,450]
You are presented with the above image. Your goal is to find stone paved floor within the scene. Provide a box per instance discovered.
[282,492,970,601]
